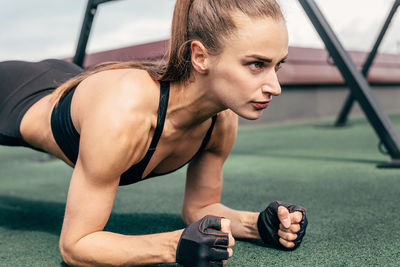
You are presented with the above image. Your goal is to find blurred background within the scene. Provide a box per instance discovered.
[1,0,400,124]
[1,2,400,265]
[1,0,399,61]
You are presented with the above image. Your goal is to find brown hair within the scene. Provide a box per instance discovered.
[52,0,283,101]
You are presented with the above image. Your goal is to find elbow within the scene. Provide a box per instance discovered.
[59,238,80,267]
[59,241,74,266]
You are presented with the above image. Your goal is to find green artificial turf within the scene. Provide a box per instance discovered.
[1,114,399,266]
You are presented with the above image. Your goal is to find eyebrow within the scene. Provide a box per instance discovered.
[245,54,288,63]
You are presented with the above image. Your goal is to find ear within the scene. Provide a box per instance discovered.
[190,40,209,74]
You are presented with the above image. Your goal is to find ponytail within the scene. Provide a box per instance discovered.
[159,0,193,82]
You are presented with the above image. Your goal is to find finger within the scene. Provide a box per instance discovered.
[279,237,295,249]
[278,206,291,228]
[290,211,303,224]
[220,219,235,247]
[228,247,233,258]
[227,233,235,248]
[279,223,301,233]
[208,247,229,261]
[220,219,231,233]
[278,229,298,241]
[201,216,224,232]
[214,250,232,266]
[214,237,229,248]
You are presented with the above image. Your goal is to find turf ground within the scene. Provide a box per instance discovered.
[0,114,399,266]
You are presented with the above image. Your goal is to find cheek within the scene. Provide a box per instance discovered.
[212,64,259,94]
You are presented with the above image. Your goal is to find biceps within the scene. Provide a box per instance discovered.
[60,161,120,247]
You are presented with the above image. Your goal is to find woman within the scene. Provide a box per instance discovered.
[0,0,308,266]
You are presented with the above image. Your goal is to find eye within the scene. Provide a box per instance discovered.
[275,59,286,71]
[248,61,265,71]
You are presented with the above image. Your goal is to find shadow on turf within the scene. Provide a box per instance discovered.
[0,196,286,267]
[0,195,184,236]
[0,195,185,266]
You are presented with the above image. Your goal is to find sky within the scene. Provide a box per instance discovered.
[1,0,399,61]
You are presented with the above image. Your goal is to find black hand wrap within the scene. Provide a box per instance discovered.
[257,201,308,250]
[176,215,229,267]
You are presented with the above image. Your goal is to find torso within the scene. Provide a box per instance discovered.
[19,69,232,179]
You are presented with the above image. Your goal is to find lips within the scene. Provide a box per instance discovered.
[252,101,270,110]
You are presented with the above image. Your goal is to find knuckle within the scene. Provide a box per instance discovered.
[222,218,231,228]
[287,242,295,248]
[278,230,288,240]
[277,206,285,215]
[292,224,301,232]
[277,229,283,237]
[280,238,294,248]
[290,233,298,241]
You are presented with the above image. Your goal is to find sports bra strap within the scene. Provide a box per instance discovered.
[119,81,170,185]
[149,81,170,151]
[197,115,217,154]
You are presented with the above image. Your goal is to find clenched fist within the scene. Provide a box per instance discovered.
[257,201,308,250]
[176,215,235,266]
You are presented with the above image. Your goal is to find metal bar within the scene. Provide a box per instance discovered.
[335,93,354,126]
[73,0,119,67]
[335,0,399,126]
[93,0,116,6]
[73,0,97,67]
[298,0,400,159]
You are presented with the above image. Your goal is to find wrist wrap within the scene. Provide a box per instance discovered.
[176,215,229,267]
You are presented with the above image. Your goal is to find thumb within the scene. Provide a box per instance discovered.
[220,219,235,249]
[277,206,291,228]
[220,218,231,233]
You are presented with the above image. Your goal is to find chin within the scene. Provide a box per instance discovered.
[238,110,263,120]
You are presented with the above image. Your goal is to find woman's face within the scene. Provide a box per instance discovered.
[207,14,288,120]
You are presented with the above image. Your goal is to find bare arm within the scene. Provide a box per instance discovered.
[60,161,183,266]
[182,111,305,250]
[182,111,261,240]
[59,76,183,266]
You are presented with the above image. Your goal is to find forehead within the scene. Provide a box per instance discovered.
[223,14,288,59]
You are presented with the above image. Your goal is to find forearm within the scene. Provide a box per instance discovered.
[183,203,261,240]
[61,229,183,266]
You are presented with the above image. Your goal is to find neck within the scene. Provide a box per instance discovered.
[167,76,225,129]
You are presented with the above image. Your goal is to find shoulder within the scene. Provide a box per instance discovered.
[206,109,238,157]
[75,68,160,130]
[79,68,159,111]
[74,69,160,178]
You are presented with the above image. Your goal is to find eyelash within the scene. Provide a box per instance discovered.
[275,59,286,71]
[248,59,286,72]
[249,62,265,71]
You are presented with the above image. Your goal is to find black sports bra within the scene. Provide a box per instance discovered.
[51,81,217,186]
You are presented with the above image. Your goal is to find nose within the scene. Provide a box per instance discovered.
[261,70,281,97]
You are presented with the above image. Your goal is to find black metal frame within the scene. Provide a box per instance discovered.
[298,0,400,167]
[335,0,400,126]
[73,0,119,67]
